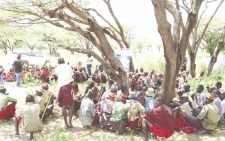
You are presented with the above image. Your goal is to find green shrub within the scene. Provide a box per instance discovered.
[188,70,225,91]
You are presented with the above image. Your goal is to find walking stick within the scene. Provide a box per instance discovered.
[41,93,52,121]
[41,82,56,121]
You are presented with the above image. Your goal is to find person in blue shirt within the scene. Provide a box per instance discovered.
[145,88,155,112]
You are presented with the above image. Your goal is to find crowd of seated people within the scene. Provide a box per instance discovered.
[2,58,225,141]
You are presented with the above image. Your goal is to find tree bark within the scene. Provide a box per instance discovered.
[188,50,197,77]
[162,56,179,103]
[207,56,216,76]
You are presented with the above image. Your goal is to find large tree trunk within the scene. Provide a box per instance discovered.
[162,57,179,104]
[188,50,197,77]
[161,43,182,104]
[88,17,129,87]
[207,55,216,76]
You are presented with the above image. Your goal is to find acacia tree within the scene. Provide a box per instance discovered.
[151,0,204,103]
[0,32,8,54]
[1,0,132,86]
[26,42,37,52]
[188,0,224,77]
[0,41,8,54]
[2,39,22,52]
[0,32,22,54]
[203,27,225,76]
[42,34,58,55]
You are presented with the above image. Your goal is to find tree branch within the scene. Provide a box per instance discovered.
[103,0,129,48]
[179,0,204,55]
[103,27,123,49]
[62,46,119,77]
[166,1,181,48]
[151,0,176,61]
[194,0,225,52]
[85,8,120,34]
[63,0,88,21]
[182,0,190,12]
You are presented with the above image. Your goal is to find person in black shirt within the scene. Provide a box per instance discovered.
[13,54,23,86]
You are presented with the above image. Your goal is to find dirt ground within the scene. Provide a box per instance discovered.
[1,82,225,141]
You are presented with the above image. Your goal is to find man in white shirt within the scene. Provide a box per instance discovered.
[15,95,43,141]
[54,58,74,88]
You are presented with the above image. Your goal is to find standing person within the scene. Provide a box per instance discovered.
[54,58,74,128]
[13,54,23,86]
[86,54,93,78]
[54,58,74,88]
[57,81,76,128]
[15,95,43,141]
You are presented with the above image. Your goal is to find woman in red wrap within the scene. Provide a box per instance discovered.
[142,97,175,141]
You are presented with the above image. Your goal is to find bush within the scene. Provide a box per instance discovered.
[188,70,225,91]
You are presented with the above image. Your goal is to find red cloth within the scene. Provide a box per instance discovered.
[0,103,16,120]
[175,115,197,133]
[145,105,175,130]
[57,82,74,106]
[41,70,50,77]
[150,124,174,138]
[145,105,175,138]
[128,118,140,129]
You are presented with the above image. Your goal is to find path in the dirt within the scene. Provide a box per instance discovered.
[1,82,225,141]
